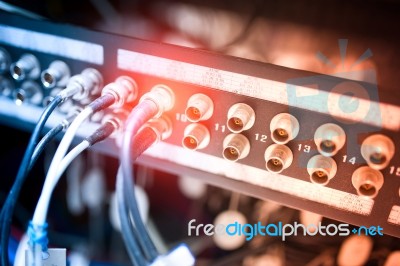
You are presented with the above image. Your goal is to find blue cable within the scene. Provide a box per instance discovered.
[0,95,63,266]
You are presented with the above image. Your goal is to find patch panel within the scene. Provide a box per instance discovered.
[1,11,400,239]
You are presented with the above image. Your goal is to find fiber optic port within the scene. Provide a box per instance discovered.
[226,103,255,133]
[41,60,71,89]
[222,133,250,162]
[182,123,210,150]
[361,134,395,170]
[10,54,40,81]
[351,166,384,199]
[13,81,43,106]
[185,93,214,122]
[264,144,293,173]
[314,123,346,157]
[307,155,337,185]
[270,113,299,144]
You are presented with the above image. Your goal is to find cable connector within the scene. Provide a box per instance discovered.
[140,85,175,118]
[102,76,138,108]
[27,222,49,265]
[145,115,173,142]
[41,60,71,89]
[150,244,195,266]
[101,109,129,138]
[61,106,83,128]
[58,68,103,100]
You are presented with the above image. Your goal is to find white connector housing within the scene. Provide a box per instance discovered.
[14,81,43,106]
[307,155,337,185]
[270,113,300,144]
[182,123,210,150]
[140,84,175,117]
[222,133,250,161]
[361,134,395,170]
[264,144,293,173]
[10,54,40,81]
[64,68,103,101]
[102,76,138,108]
[351,166,384,199]
[226,103,255,133]
[185,93,214,122]
[314,123,346,157]
[41,60,71,89]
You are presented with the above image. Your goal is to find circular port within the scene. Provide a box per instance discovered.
[270,113,299,144]
[307,155,337,186]
[11,64,24,80]
[311,170,329,185]
[182,123,210,150]
[266,158,284,173]
[228,117,244,132]
[320,140,336,154]
[223,147,240,161]
[361,134,394,170]
[222,133,250,162]
[186,106,201,121]
[264,144,293,174]
[369,152,386,165]
[10,54,40,81]
[359,184,376,197]
[183,135,199,150]
[42,72,55,88]
[351,166,384,199]
[185,93,214,122]
[314,123,346,157]
[15,90,25,106]
[226,103,255,133]
[273,128,289,143]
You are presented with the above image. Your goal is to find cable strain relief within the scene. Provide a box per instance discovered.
[88,93,116,113]
[140,85,175,117]
[28,221,49,252]
[85,122,116,145]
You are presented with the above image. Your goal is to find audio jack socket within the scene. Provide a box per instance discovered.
[222,134,250,161]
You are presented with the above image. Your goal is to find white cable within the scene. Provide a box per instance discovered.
[32,108,93,225]
[32,140,89,229]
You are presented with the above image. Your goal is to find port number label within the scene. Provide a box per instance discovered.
[176,113,187,122]
[254,133,268,142]
[214,123,226,133]
[298,144,311,153]
[342,155,356,165]
[389,166,400,176]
